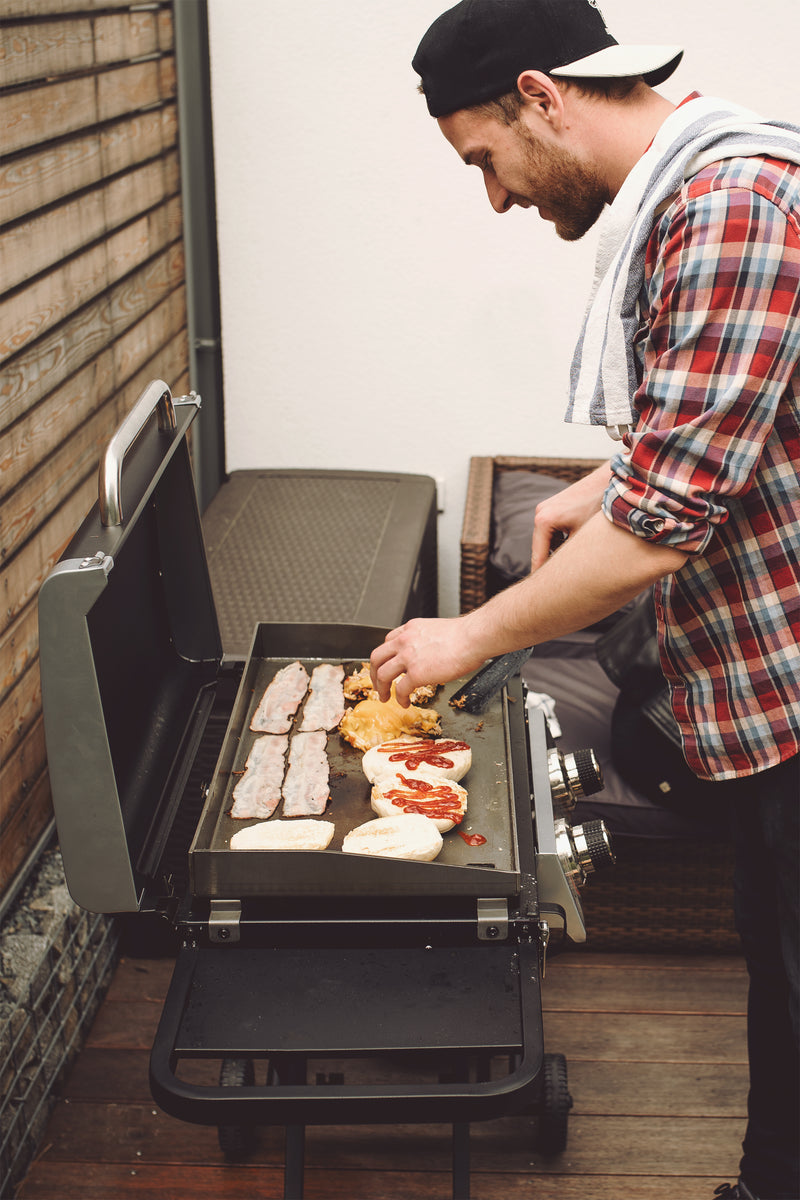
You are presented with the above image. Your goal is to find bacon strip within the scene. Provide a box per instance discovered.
[230,734,288,819]
[250,661,310,733]
[299,663,346,731]
[282,731,330,816]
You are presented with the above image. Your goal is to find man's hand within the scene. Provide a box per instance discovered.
[369,615,489,707]
[531,462,613,570]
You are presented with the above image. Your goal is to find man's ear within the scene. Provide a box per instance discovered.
[516,69,566,129]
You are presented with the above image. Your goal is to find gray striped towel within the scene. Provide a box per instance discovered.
[565,94,800,438]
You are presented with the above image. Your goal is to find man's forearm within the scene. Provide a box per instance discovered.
[371,511,688,703]
[465,509,687,655]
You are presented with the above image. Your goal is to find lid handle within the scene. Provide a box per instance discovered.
[99,380,177,526]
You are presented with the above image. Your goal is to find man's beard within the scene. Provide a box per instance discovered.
[517,127,608,241]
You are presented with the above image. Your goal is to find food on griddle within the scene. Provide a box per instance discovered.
[344,663,440,706]
[230,733,288,819]
[370,772,468,832]
[362,737,471,784]
[250,661,310,733]
[341,814,443,861]
[230,819,335,851]
[282,730,330,816]
[343,662,374,702]
[339,687,441,751]
[299,663,346,731]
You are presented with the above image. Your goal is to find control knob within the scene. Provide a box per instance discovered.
[563,748,604,799]
[548,746,604,815]
[553,817,616,889]
[570,820,616,876]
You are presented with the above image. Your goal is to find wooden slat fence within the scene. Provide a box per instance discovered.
[0,0,190,904]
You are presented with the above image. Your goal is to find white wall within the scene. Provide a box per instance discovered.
[206,0,798,615]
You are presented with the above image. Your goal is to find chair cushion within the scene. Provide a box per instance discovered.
[489,469,633,633]
[490,470,567,584]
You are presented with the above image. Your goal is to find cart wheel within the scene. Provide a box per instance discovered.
[536,1052,572,1156]
[217,1057,257,1161]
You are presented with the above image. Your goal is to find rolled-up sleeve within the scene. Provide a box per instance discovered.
[604,177,800,554]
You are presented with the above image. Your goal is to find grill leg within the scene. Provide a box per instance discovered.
[281,1056,306,1199]
[452,1122,470,1199]
[284,1123,306,1199]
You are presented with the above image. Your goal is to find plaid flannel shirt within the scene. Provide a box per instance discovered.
[605,153,800,780]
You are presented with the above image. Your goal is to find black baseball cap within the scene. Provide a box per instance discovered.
[412,0,683,118]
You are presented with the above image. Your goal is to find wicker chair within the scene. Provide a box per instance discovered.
[460,455,739,954]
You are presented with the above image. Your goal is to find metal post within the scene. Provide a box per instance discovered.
[172,0,226,511]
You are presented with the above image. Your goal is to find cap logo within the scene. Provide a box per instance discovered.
[586,0,610,32]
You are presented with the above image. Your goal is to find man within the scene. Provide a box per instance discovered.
[369,2,800,1198]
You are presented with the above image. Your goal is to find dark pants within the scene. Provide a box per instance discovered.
[730,753,800,1200]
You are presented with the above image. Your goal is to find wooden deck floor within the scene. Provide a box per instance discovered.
[16,948,748,1199]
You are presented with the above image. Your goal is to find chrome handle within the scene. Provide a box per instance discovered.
[98,380,176,526]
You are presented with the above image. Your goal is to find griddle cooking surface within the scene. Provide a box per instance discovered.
[189,626,523,899]
[208,663,513,864]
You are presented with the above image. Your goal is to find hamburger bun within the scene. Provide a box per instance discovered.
[230,819,335,851]
[362,737,471,784]
[341,814,443,861]
[370,771,468,832]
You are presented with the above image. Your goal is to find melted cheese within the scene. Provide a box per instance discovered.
[338,688,441,751]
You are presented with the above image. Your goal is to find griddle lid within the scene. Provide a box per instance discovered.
[39,383,222,913]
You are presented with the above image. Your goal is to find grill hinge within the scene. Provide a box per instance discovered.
[476,897,509,942]
[209,899,241,944]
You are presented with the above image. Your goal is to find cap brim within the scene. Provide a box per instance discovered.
[551,44,683,87]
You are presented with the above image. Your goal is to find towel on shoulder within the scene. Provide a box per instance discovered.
[566,95,800,437]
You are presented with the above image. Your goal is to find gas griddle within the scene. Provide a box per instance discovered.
[39,382,612,1198]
